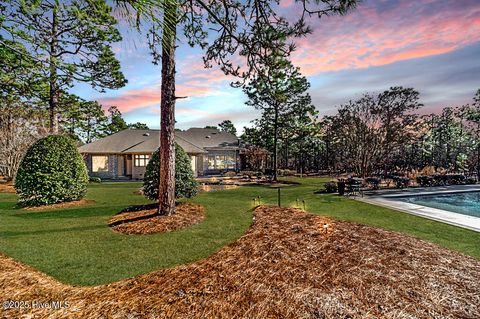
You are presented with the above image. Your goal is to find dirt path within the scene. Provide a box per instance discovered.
[1,206,479,318]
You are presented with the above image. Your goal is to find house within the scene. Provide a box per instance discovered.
[78,128,245,180]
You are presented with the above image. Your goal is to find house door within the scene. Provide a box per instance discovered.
[125,155,132,176]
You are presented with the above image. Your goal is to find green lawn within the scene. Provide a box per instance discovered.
[0,177,479,286]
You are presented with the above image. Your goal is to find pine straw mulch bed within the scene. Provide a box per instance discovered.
[0,182,15,193]
[22,200,96,211]
[109,203,205,235]
[1,206,480,319]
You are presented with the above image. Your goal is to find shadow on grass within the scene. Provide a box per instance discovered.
[12,206,125,219]
[1,224,106,237]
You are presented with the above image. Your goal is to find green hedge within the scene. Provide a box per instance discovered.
[15,135,89,206]
[143,144,198,201]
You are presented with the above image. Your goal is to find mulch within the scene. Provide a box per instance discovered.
[0,183,15,193]
[23,200,97,211]
[1,206,480,318]
[109,203,205,235]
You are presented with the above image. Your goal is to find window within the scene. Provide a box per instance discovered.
[134,154,150,167]
[207,156,215,170]
[225,155,236,169]
[92,156,109,172]
[215,155,226,169]
[206,154,236,170]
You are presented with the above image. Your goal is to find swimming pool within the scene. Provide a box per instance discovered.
[398,192,480,218]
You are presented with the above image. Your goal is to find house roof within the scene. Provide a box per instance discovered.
[78,128,241,155]
[178,128,240,149]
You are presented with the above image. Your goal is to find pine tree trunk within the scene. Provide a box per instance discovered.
[158,0,177,216]
[48,5,59,134]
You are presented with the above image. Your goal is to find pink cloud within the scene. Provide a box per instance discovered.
[290,0,480,75]
[98,87,160,113]
[98,82,226,113]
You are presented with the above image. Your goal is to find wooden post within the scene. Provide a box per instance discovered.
[277,188,281,207]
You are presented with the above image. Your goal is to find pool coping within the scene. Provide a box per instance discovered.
[357,186,480,232]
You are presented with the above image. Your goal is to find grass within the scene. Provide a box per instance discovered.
[0,177,479,286]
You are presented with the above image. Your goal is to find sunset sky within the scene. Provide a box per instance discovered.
[72,0,480,132]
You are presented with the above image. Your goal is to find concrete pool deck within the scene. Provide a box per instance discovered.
[358,185,480,232]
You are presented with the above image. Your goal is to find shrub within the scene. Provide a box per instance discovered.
[392,176,409,188]
[365,177,381,190]
[143,144,198,201]
[416,175,433,187]
[278,169,296,176]
[223,171,236,178]
[323,181,338,193]
[15,135,89,206]
[445,174,466,185]
[89,176,102,183]
[241,171,257,178]
[466,177,477,185]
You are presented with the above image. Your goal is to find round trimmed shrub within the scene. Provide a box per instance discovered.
[143,144,198,201]
[15,135,89,206]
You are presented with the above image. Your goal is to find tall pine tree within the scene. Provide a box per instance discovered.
[1,0,127,133]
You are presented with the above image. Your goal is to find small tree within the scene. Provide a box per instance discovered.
[128,122,150,130]
[15,135,89,206]
[102,106,128,136]
[244,52,314,181]
[143,144,198,203]
[218,120,237,135]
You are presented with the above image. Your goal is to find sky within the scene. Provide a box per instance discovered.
[72,0,480,132]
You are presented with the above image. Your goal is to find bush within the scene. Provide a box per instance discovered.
[278,169,296,176]
[143,144,198,201]
[89,176,102,183]
[392,176,409,188]
[466,177,477,184]
[223,171,236,178]
[15,135,89,206]
[241,171,257,178]
[445,174,466,185]
[416,175,433,187]
[365,177,381,190]
[323,181,338,193]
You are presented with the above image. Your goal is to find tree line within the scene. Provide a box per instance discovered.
[241,87,480,180]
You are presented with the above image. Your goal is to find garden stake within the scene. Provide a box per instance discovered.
[277,188,281,207]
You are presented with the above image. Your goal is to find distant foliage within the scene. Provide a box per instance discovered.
[15,135,89,206]
[143,144,198,201]
[323,181,338,193]
[218,120,237,135]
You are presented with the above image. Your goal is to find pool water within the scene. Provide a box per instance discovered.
[399,192,480,218]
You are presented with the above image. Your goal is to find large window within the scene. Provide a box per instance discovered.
[207,156,215,170]
[134,154,150,167]
[223,155,236,169]
[207,154,236,170]
[92,156,109,172]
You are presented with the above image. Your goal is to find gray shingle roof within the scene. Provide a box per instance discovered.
[78,128,240,155]
[178,128,240,149]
